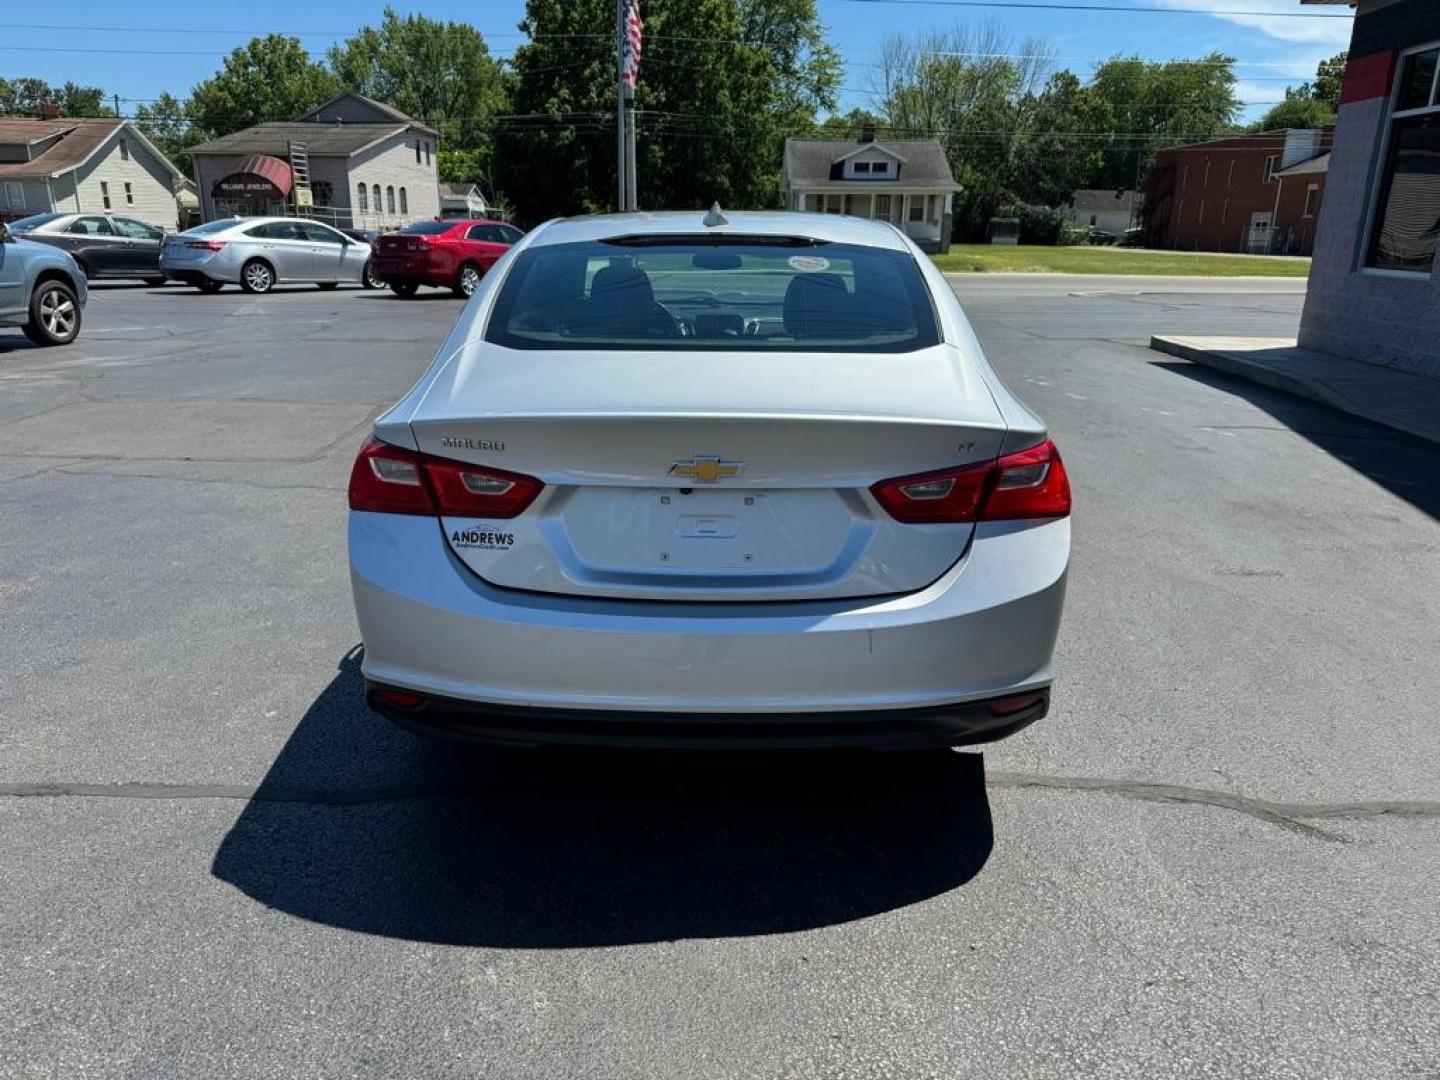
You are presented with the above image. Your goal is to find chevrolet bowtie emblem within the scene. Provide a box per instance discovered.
[669,456,745,483]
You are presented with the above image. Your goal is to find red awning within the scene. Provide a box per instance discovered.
[231,154,294,197]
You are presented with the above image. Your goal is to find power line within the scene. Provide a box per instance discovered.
[838,0,1348,15]
[917,52,1326,70]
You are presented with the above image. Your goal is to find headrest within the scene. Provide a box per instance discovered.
[782,272,852,338]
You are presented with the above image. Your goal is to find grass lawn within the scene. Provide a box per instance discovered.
[932,244,1310,277]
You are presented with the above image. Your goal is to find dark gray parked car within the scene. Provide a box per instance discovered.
[0,221,88,346]
[6,211,168,284]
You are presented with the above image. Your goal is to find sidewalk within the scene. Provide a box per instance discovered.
[1149,336,1440,446]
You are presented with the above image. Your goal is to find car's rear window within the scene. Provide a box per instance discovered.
[484,237,940,352]
[400,221,455,235]
[7,212,64,231]
[183,219,239,236]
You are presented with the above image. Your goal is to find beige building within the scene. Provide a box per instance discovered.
[0,117,189,229]
[186,93,440,230]
[783,133,960,252]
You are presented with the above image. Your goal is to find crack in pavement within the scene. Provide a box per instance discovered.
[1,773,1436,841]
[52,467,341,493]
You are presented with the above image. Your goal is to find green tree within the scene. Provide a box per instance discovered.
[1014,71,1115,208]
[187,35,338,140]
[813,107,883,138]
[1088,53,1240,190]
[874,23,1053,237]
[0,77,111,117]
[1311,52,1347,112]
[1253,87,1334,132]
[501,0,838,219]
[134,93,200,161]
[329,7,508,152]
[1255,53,1345,128]
[0,77,51,116]
[438,148,488,184]
[740,0,842,127]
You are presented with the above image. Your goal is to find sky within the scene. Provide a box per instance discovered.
[3,0,1355,126]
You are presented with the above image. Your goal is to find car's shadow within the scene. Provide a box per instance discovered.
[354,290,463,302]
[211,649,995,948]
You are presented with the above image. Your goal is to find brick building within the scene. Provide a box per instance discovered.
[1298,0,1440,378]
[1143,128,1332,255]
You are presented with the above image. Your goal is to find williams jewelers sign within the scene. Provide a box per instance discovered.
[212,174,286,199]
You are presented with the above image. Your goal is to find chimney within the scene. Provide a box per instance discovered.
[39,101,60,121]
[859,122,875,144]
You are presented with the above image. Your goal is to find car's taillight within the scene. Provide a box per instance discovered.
[184,240,225,251]
[423,455,543,518]
[347,436,542,519]
[871,439,1070,524]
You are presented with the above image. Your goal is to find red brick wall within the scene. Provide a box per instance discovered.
[1152,143,1293,253]
[1273,172,1326,256]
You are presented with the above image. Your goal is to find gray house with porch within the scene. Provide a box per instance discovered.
[783,135,959,252]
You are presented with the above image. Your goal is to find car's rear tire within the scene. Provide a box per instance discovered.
[240,259,275,294]
[362,261,384,289]
[453,262,482,298]
[197,279,224,294]
[389,281,419,298]
[22,279,82,346]
[318,282,339,291]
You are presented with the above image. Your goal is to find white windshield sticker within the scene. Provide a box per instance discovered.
[787,255,830,272]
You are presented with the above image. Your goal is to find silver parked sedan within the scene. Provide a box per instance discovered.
[347,210,1071,748]
[160,217,372,294]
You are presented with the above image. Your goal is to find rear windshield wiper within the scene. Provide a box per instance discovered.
[602,234,830,248]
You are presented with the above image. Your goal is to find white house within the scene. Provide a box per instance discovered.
[186,93,440,230]
[0,117,189,229]
[438,182,489,219]
[782,133,960,251]
[1066,189,1142,236]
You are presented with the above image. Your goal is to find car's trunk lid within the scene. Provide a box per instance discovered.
[409,344,1004,601]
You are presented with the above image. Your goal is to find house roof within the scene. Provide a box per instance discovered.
[1069,189,1143,213]
[1275,151,1330,177]
[302,92,439,135]
[1158,127,1334,155]
[0,118,185,182]
[186,122,415,158]
[439,182,483,199]
[783,138,960,189]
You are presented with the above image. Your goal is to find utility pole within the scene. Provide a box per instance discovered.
[113,93,121,119]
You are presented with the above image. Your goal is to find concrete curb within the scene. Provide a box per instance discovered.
[1149,335,1440,447]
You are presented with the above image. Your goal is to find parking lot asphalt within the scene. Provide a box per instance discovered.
[3,276,1438,1078]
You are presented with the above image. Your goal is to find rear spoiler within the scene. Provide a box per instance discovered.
[602,234,828,248]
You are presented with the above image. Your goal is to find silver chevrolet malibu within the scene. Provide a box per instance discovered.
[348,210,1071,749]
[160,216,372,294]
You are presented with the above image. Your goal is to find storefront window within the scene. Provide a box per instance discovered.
[1368,48,1440,274]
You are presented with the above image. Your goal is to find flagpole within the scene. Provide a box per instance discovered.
[615,0,627,213]
[624,87,637,211]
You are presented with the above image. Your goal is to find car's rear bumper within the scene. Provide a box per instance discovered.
[371,257,448,286]
[163,270,218,288]
[350,512,1068,739]
[367,681,1049,748]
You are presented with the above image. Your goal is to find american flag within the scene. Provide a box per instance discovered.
[620,0,643,89]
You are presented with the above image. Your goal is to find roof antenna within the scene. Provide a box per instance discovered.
[703,202,728,228]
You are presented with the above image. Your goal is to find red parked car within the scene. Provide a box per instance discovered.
[371,219,525,298]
